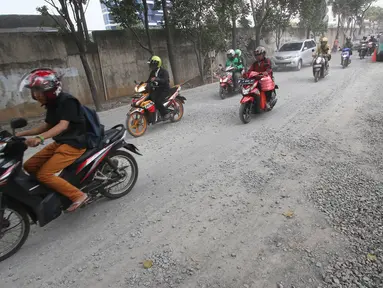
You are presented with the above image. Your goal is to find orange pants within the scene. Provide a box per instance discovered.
[24,142,86,202]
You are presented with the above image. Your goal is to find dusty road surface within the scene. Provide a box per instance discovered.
[1,55,383,288]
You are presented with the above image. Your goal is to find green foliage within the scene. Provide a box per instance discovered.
[365,6,383,23]
[171,0,227,55]
[298,0,328,34]
[100,0,141,29]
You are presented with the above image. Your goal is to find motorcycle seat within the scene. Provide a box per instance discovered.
[165,86,179,100]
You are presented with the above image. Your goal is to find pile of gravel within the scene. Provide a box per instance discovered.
[125,249,197,288]
[308,162,383,287]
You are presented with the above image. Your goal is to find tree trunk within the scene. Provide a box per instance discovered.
[193,43,204,83]
[255,25,261,47]
[336,15,340,39]
[142,0,153,54]
[161,0,180,85]
[79,52,102,111]
[232,15,237,48]
[306,28,310,39]
[78,3,90,43]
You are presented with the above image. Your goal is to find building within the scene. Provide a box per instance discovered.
[0,15,65,33]
[100,0,170,30]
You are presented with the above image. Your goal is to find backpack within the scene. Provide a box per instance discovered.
[81,105,104,149]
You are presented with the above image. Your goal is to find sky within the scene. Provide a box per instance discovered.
[0,0,105,31]
[1,0,383,31]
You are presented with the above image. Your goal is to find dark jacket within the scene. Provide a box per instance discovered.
[147,67,170,92]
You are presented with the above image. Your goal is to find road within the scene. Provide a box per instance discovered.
[1,55,383,288]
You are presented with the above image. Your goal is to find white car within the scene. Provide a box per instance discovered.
[272,39,317,71]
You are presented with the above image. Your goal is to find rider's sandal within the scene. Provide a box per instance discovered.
[65,195,89,213]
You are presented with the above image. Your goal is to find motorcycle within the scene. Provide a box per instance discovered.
[238,71,278,124]
[359,43,367,59]
[0,118,141,261]
[126,81,186,137]
[341,48,351,68]
[367,42,376,56]
[217,64,238,99]
[312,53,328,82]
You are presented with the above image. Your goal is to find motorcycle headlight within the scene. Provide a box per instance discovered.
[316,58,321,64]
[242,87,250,95]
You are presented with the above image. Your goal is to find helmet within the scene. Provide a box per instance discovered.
[226,49,235,57]
[22,68,62,101]
[235,49,242,56]
[254,46,266,56]
[346,37,351,41]
[148,55,162,69]
[321,37,328,44]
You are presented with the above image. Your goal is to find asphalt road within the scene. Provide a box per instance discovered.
[1,54,383,288]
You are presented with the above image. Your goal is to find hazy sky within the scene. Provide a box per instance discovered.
[0,0,105,31]
[1,0,383,31]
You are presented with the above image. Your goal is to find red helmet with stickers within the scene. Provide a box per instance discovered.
[23,68,62,101]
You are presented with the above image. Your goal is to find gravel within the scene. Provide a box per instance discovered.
[1,55,383,288]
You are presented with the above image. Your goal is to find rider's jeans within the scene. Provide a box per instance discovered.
[24,142,86,202]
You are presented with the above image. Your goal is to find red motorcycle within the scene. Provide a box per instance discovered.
[238,71,278,124]
[217,64,237,99]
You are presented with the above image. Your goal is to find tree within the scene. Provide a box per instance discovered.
[365,6,383,32]
[38,0,101,111]
[171,0,226,82]
[249,0,272,47]
[268,1,298,49]
[214,0,250,48]
[298,0,328,39]
[160,0,180,85]
[101,0,154,54]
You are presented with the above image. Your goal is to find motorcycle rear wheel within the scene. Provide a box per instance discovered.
[99,150,139,199]
[0,203,30,262]
[170,99,184,123]
[239,103,251,124]
[126,112,148,137]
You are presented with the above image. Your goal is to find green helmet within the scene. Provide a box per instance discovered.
[147,55,162,68]
[235,49,241,57]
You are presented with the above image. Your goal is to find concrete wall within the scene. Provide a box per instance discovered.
[0,32,104,122]
[93,30,200,100]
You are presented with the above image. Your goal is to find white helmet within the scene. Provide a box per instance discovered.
[226,49,235,57]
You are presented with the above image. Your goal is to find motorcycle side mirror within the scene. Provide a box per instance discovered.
[134,80,137,84]
[218,64,222,67]
[10,118,28,136]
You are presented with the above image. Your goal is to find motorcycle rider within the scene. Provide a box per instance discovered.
[313,36,331,70]
[225,49,242,90]
[343,37,353,54]
[147,55,171,120]
[235,49,246,72]
[16,68,88,212]
[247,46,274,109]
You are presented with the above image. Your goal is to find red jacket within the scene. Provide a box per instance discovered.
[248,58,273,78]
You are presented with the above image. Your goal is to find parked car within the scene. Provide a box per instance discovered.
[271,39,317,71]
[377,36,383,61]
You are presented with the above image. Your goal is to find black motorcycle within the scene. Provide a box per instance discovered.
[0,118,141,261]
[359,43,367,59]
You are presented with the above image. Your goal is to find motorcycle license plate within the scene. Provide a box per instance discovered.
[342,52,349,56]
[313,65,322,68]
[239,79,254,85]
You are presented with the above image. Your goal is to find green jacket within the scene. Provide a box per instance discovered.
[344,41,353,49]
[225,58,243,72]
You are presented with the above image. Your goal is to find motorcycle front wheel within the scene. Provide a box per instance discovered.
[99,150,139,199]
[126,112,148,137]
[0,203,30,262]
[219,86,226,99]
[239,103,252,124]
[314,71,320,82]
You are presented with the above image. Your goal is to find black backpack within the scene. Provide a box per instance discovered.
[82,105,104,149]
